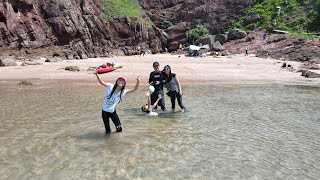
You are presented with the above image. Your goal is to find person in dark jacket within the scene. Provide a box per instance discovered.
[148,62,166,110]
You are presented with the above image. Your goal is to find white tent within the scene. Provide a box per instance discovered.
[187,44,210,51]
[188,45,201,51]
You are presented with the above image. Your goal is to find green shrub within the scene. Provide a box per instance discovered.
[230,0,319,38]
[101,0,143,20]
[306,0,320,32]
[186,25,210,44]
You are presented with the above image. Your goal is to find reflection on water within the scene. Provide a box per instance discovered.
[0,83,320,179]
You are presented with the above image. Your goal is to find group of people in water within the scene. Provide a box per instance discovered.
[94,61,187,134]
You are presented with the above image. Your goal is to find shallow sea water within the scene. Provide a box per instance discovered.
[0,83,320,179]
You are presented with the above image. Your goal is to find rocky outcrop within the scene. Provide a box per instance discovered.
[139,0,251,50]
[223,29,320,62]
[2,0,317,62]
[1,0,250,54]
[0,0,167,57]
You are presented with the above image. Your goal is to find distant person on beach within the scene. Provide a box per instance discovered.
[149,61,166,110]
[94,70,140,134]
[163,65,187,112]
[140,45,146,56]
[263,31,267,40]
[141,88,162,116]
[245,45,249,56]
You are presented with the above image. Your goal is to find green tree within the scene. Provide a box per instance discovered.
[306,0,320,32]
[186,25,210,44]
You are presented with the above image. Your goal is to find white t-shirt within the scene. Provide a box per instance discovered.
[102,83,128,113]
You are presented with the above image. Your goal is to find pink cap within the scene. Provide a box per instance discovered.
[117,77,126,82]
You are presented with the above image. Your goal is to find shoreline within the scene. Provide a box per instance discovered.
[1,54,319,88]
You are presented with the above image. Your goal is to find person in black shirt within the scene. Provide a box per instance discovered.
[149,62,166,110]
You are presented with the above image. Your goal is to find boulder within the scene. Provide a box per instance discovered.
[0,59,17,66]
[235,31,247,39]
[301,70,320,78]
[244,14,261,25]
[227,30,237,41]
[45,57,63,62]
[65,66,80,71]
[215,34,228,45]
[21,59,43,66]
[211,41,224,51]
[196,35,215,49]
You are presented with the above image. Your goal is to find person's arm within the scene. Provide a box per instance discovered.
[147,94,151,110]
[94,69,107,87]
[126,76,140,94]
[161,71,166,85]
[175,75,183,95]
[152,94,162,107]
[149,72,154,85]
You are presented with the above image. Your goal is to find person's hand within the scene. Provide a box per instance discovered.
[94,69,98,75]
[136,76,140,81]
[179,91,183,96]
[155,81,160,85]
[158,94,162,99]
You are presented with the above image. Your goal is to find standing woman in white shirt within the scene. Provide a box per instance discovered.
[94,70,140,134]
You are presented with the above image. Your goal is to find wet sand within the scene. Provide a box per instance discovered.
[0,54,319,87]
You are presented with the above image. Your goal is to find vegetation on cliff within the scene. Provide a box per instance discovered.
[186,25,210,44]
[101,0,143,20]
[233,0,319,37]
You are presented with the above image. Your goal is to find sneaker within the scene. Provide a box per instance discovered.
[116,125,122,132]
[171,108,175,112]
[182,108,187,113]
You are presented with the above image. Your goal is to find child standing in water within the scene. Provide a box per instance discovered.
[163,65,187,112]
[94,69,140,134]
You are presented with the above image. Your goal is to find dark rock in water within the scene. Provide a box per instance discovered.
[18,80,33,86]
[65,66,80,72]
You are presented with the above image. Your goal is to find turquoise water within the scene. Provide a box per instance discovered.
[0,82,319,179]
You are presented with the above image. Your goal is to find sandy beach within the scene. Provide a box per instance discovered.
[1,54,319,87]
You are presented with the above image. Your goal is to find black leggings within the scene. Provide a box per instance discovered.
[169,91,185,110]
[102,110,122,134]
